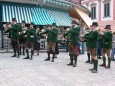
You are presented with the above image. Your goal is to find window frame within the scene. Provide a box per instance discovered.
[91,6,96,20]
[103,2,110,18]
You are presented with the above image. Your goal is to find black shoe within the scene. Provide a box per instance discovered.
[23,53,25,55]
[98,57,102,59]
[105,65,110,69]
[45,58,50,61]
[54,56,57,58]
[51,58,54,62]
[12,54,16,57]
[30,58,33,60]
[73,64,77,67]
[52,56,57,58]
[90,61,93,64]
[17,55,20,58]
[89,68,94,71]
[82,52,84,54]
[91,69,98,73]
[23,57,29,59]
[67,63,73,66]
[99,64,106,67]
[85,60,90,63]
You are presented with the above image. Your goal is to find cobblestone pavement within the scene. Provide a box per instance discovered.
[0,52,115,86]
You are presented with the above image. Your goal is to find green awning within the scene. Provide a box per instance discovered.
[2,5,32,23]
[45,7,72,26]
[32,7,55,25]
[2,4,72,26]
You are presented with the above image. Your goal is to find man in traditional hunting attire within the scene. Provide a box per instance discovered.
[84,22,99,73]
[84,27,91,63]
[100,25,113,68]
[33,25,41,55]
[23,22,36,60]
[66,21,80,67]
[5,18,21,58]
[19,20,27,55]
[41,23,58,62]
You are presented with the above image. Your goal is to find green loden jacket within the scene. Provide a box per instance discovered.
[42,29,58,43]
[68,26,80,45]
[5,28,12,38]
[102,31,113,49]
[84,32,91,48]
[64,32,71,42]
[19,26,27,40]
[5,24,21,39]
[36,30,41,40]
[25,28,36,42]
[84,29,98,48]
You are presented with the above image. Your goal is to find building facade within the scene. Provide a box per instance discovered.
[81,0,115,31]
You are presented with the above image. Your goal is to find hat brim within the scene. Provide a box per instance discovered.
[22,22,26,23]
[30,24,34,25]
[52,25,56,26]
[12,20,16,21]
[92,24,98,26]
[104,27,111,30]
[71,22,76,24]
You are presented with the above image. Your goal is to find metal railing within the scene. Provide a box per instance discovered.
[0,0,43,5]
[0,0,74,7]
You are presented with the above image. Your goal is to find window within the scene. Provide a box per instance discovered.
[104,3,110,17]
[91,6,96,19]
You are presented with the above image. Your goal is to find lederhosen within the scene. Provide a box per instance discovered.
[11,24,20,57]
[34,31,40,50]
[19,26,26,45]
[25,29,35,50]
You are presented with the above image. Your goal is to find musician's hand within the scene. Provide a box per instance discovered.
[99,31,104,35]
[80,34,84,37]
[48,27,51,30]
[60,35,63,39]
[87,29,91,32]
[41,29,45,32]
[23,31,26,34]
[39,32,42,36]
[8,25,11,28]
[3,24,7,28]
[66,28,70,31]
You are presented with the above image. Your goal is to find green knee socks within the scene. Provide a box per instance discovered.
[16,49,19,55]
[94,60,98,71]
[103,56,106,64]
[70,54,73,64]
[108,58,111,66]
[26,49,29,57]
[74,54,77,64]
[13,48,16,55]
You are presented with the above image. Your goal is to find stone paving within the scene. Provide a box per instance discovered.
[0,52,115,86]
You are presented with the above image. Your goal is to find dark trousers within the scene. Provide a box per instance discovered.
[97,41,102,56]
[25,42,34,59]
[11,39,19,55]
[66,41,69,52]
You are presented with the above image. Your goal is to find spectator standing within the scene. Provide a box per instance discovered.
[111,32,115,61]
